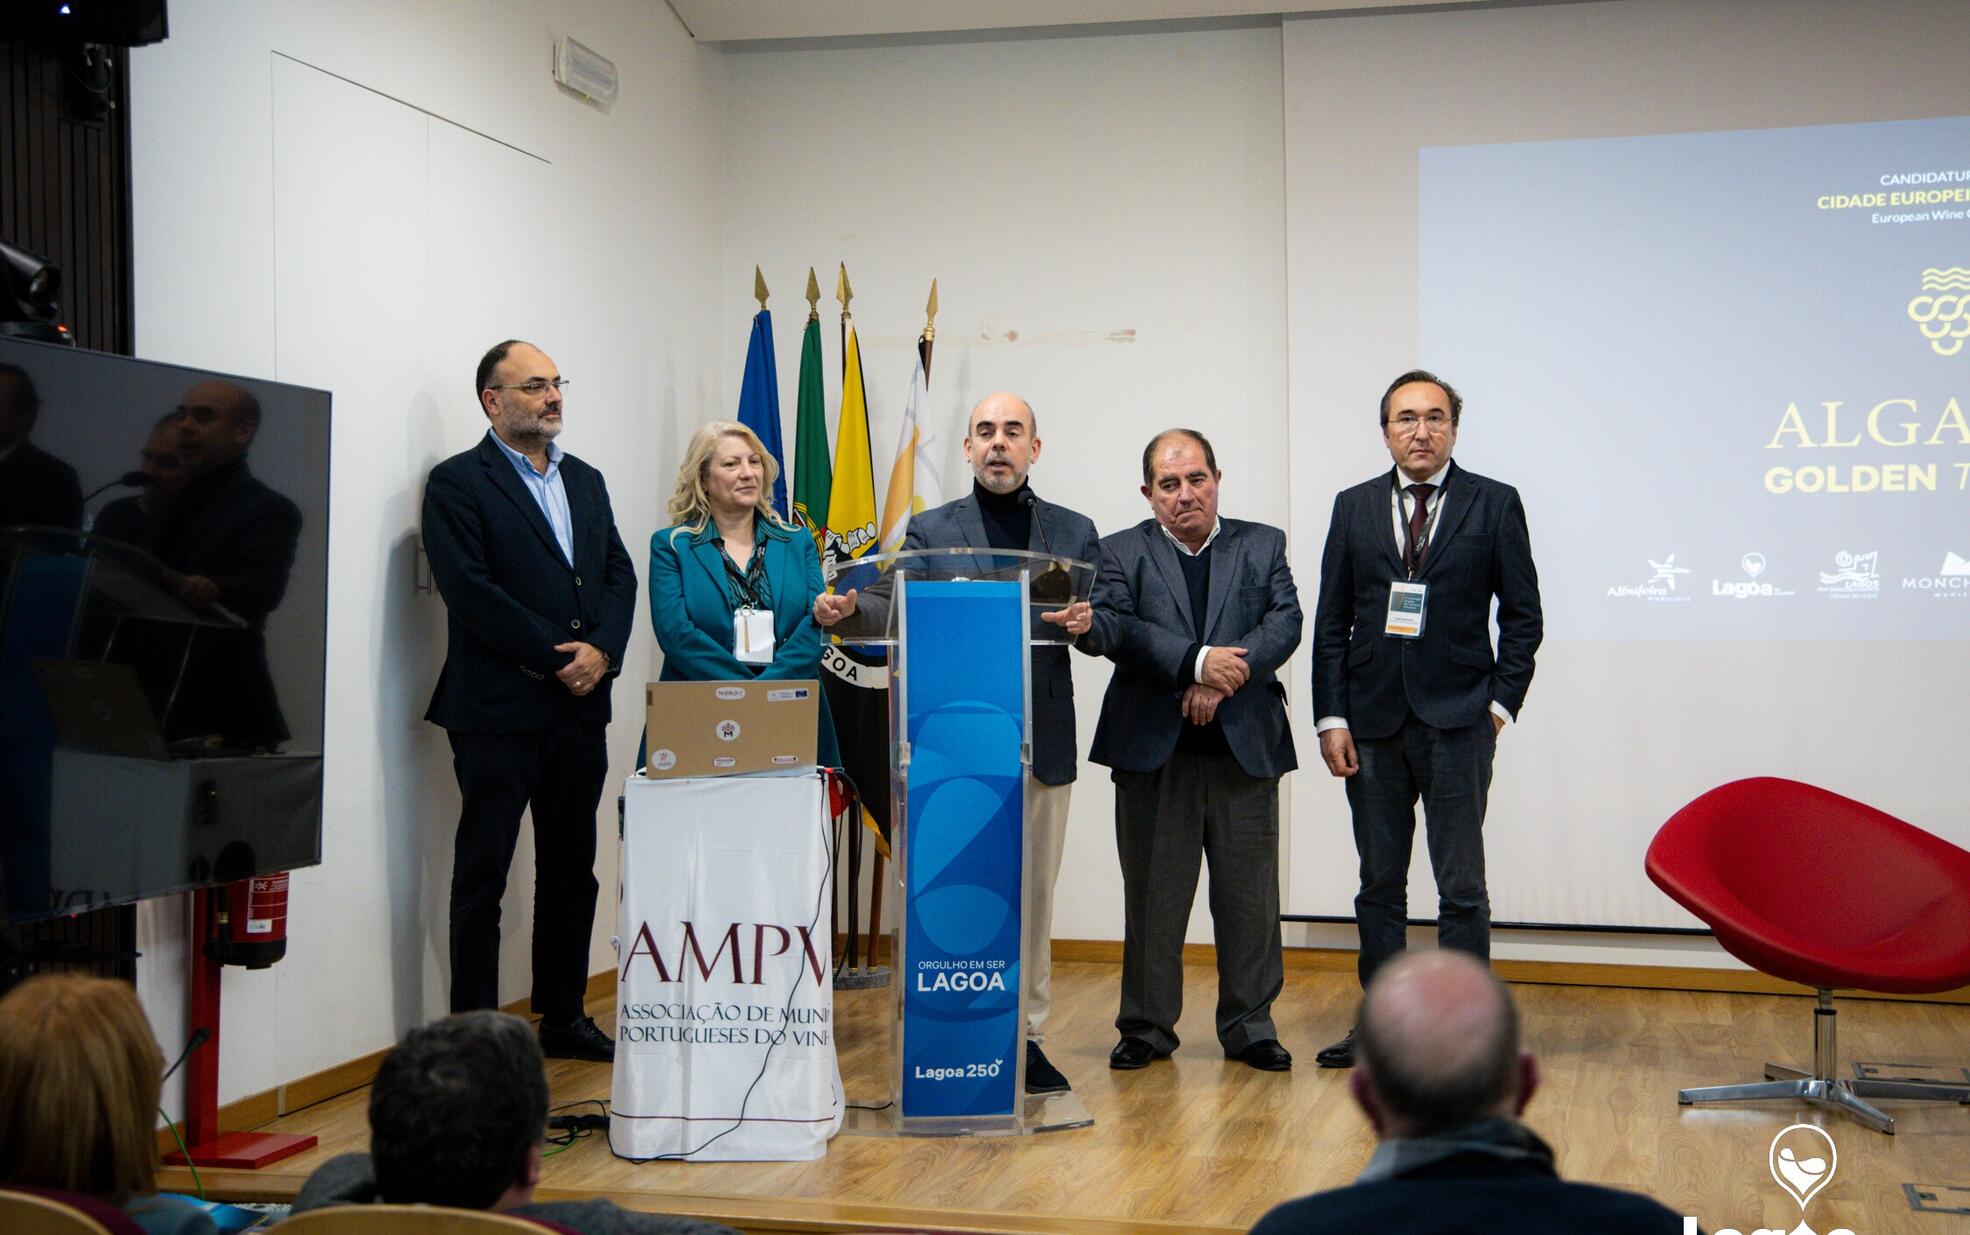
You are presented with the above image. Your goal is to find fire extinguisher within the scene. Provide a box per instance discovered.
[209,872,291,968]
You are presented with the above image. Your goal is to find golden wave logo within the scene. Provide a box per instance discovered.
[1910,267,1970,355]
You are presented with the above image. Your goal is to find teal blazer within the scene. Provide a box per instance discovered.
[647,517,840,767]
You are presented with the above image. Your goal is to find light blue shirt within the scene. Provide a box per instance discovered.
[488,429,573,566]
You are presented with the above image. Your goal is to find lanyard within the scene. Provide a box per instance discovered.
[1396,478,1446,579]
[718,530,772,611]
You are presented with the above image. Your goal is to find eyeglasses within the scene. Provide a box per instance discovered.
[1387,412,1452,435]
[487,378,570,396]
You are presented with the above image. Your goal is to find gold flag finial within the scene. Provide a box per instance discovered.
[753,265,768,312]
[805,267,820,320]
[836,262,854,316]
[923,278,939,343]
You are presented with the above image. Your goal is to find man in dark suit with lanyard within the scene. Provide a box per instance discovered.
[1310,370,1542,1069]
[1084,428,1302,1073]
[814,391,1097,1095]
[422,339,637,1062]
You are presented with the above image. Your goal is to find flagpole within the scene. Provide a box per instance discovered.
[836,262,853,374]
[833,260,866,976]
[920,277,937,383]
[868,276,939,984]
[792,268,830,547]
[736,264,790,518]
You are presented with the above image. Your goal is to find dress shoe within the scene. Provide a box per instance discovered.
[539,1015,616,1062]
[1025,1040,1071,1094]
[1108,1036,1162,1070]
[1315,1030,1355,1069]
[1227,1039,1292,1071]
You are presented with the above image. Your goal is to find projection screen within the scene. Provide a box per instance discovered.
[1282,0,1970,929]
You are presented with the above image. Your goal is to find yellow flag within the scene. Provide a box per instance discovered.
[823,320,879,586]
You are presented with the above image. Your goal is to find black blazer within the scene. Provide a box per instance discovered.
[847,490,1100,786]
[1311,462,1542,741]
[912,491,1099,787]
[1084,517,1302,780]
[154,459,303,747]
[422,433,637,735]
[1249,1158,1683,1235]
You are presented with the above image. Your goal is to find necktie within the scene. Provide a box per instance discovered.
[1404,483,1437,576]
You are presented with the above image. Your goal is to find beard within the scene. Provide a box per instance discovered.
[500,407,562,446]
[975,455,1024,493]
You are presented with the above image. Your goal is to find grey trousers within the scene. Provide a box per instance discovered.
[1113,751,1284,1054]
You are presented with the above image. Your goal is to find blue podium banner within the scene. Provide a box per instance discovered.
[897,579,1026,1118]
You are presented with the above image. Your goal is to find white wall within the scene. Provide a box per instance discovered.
[129,0,725,1109]
[718,23,1291,948]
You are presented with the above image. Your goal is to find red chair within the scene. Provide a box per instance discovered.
[1646,776,1970,1134]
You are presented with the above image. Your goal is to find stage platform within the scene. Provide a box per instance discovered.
[159,958,1970,1234]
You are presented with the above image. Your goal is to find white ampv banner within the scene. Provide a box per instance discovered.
[610,773,842,1161]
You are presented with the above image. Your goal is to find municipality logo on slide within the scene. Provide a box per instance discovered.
[1816,550,1881,599]
[1908,266,1970,356]
[1712,552,1793,599]
[1686,1124,1853,1235]
[1901,549,1970,598]
[1608,554,1692,601]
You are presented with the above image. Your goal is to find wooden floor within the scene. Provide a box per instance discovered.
[161,959,1970,1234]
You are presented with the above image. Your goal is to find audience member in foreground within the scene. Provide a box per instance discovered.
[293,1010,734,1234]
[0,975,216,1235]
[1250,952,1682,1234]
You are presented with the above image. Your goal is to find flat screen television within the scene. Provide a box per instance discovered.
[0,337,328,926]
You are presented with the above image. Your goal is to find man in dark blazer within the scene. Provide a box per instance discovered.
[1249,951,1681,1235]
[814,391,1098,1095]
[1084,428,1302,1072]
[1310,370,1542,1069]
[422,339,636,1062]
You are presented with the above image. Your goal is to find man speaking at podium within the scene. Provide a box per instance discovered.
[813,391,1097,1095]
[423,340,637,1063]
[1310,370,1542,1070]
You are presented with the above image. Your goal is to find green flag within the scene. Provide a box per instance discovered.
[791,304,830,554]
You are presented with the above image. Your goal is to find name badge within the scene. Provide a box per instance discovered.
[1384,580,1427,639]
[735,607,776,665]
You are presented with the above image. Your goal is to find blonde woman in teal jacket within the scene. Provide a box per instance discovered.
[648,421,839,767]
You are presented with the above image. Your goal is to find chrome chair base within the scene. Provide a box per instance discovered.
[1674,989,1970,1135]
[1678,1067,1970,1135]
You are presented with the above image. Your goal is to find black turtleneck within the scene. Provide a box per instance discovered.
[973,479,1033,551]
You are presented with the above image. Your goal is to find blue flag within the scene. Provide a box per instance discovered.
[736,308,788,519]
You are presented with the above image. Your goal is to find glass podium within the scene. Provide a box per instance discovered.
[824,547,1096,1137]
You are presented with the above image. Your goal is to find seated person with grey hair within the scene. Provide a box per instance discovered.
[1251,952,1681,1235]
[293,1010,734,1234]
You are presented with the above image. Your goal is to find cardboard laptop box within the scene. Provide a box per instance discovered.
[643,679,819,778]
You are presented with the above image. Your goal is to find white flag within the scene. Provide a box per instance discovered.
[877,348,942,554]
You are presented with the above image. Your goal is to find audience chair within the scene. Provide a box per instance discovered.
[276,1204,566,1233]
[1646,775,1970,1133]
[0,1188,143,1235]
